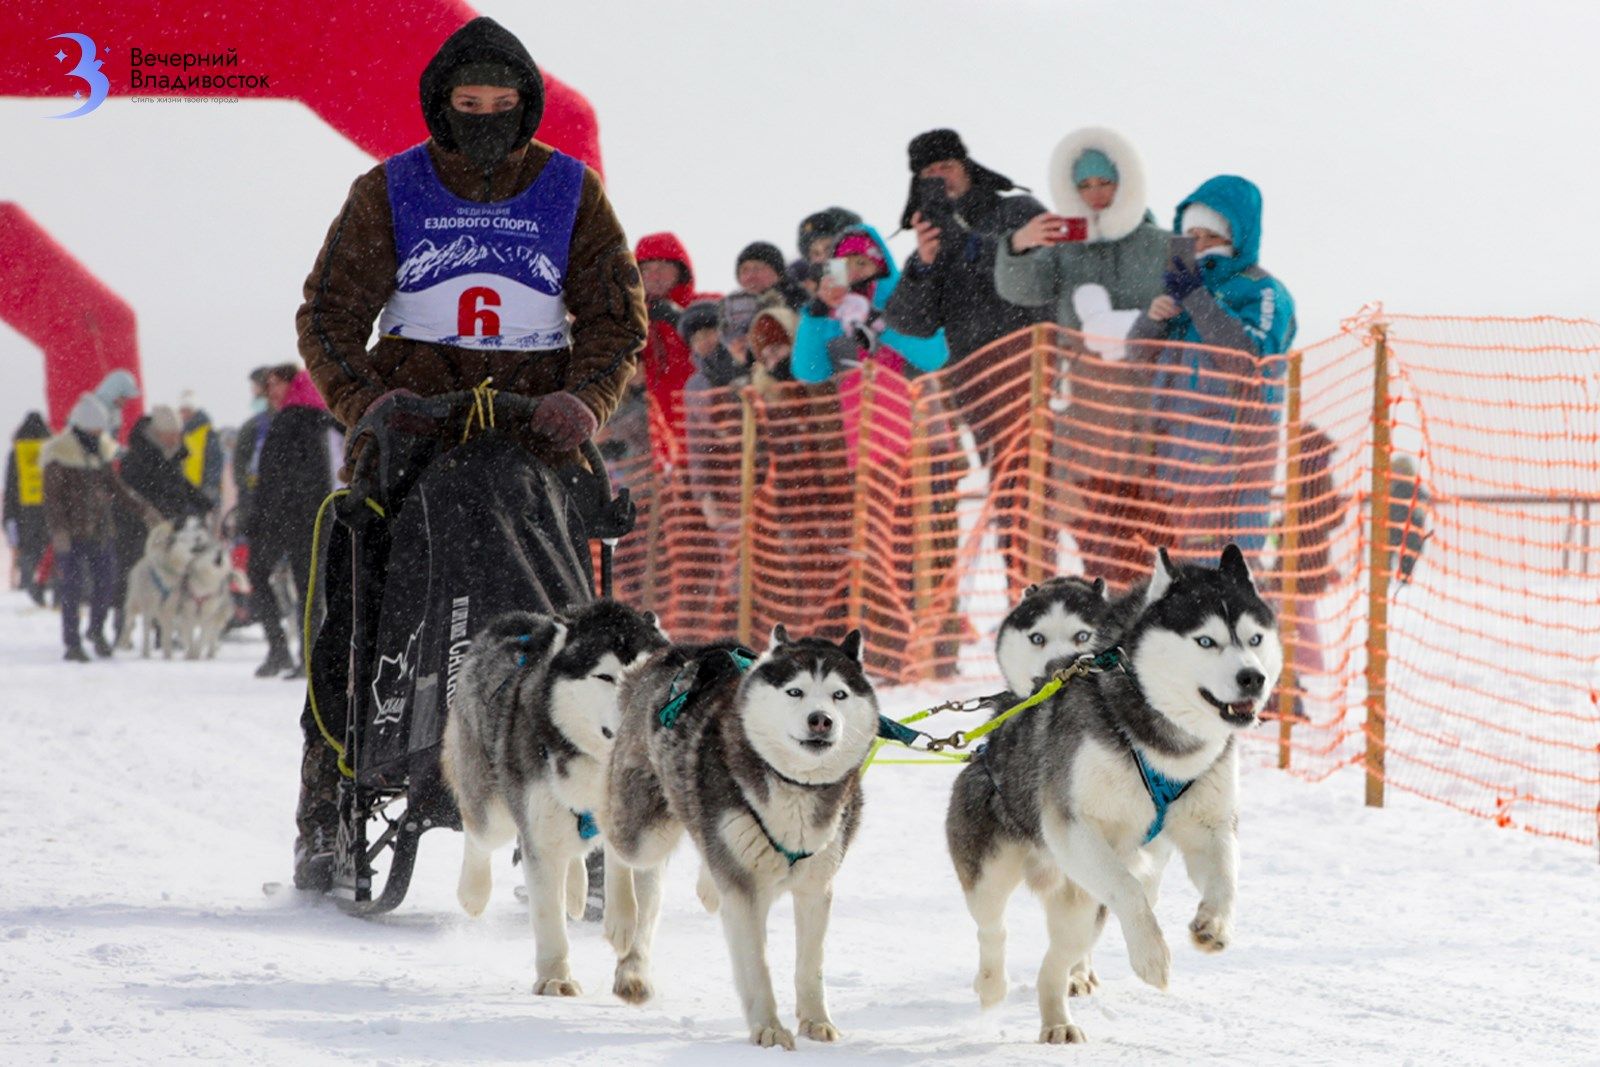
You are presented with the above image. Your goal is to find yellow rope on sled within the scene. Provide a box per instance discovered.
[305,490,357,779]
[460,377,498,443]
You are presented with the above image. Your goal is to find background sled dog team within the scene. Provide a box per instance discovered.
[441,544,1281,1047]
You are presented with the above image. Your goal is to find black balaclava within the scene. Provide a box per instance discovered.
[444,61,526,170]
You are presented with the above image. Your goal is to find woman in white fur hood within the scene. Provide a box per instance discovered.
[993,127,1173,589]
[993,126,1169,338]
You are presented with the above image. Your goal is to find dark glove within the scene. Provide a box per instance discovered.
[530,392,599,452]
[362,388,445,438]
[1163,256,1206,302]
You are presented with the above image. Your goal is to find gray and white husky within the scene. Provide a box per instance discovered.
[995,575,1111,696]
[946,545,1281,1044]
[602,627,880,1050]
[440,599,667,996]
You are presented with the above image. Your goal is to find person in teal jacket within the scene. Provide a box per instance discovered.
[792,224,948,382]
[1127,174,1296,557]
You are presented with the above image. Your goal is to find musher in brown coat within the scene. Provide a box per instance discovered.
[288,16,648,890]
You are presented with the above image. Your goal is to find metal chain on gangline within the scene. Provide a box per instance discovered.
[864,646,1127,772]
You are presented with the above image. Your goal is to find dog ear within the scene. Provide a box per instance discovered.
[642,610,657,627]
[769,624,790,650]
[1023,583,1039,599]
[1091,576,1107,599]
[1219,543,1257,590]
[840,629,863,662]
[1144,548,1175,608]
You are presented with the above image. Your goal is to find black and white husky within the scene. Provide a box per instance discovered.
[440,600,667,996]
[946,546,1281,1044]
[995,575,1111,696]
[602,627,880,1049]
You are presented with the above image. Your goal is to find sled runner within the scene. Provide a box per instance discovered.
[312,390,636,915]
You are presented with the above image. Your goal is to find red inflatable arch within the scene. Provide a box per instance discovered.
[0,203,142,434]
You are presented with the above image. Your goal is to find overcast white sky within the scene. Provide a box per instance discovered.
[3,0,1598,438]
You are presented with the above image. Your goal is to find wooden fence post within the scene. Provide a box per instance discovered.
[1366,323,1393,807]
[736,388,758,648]
[909,387,935,681]
[846,361,878,635]
[1277,350,1304,770]
[1025,324,1053,588]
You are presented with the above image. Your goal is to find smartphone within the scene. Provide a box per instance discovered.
[826,257,851,287]
[1045,216,1090,243]
[915,176,955,230]
[1170,234,1198,270]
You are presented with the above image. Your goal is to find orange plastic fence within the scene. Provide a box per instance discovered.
[591,316,1600,850]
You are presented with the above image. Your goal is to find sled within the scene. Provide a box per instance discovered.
[321,390,636,916]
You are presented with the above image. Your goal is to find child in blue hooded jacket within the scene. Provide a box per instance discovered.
[1128,174,1296,556]
[792,224,948,382]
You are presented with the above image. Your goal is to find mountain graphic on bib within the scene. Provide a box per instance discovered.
[396,236,564,295]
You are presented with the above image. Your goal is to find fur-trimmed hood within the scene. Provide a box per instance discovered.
[1048,126,1151,243]
[40,429,116,470]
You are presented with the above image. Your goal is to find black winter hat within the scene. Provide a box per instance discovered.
[420,18,546,153]
[796,207,863,258]
[678,299,722,341]
[901,128,1019,229]
[735,241,786,279]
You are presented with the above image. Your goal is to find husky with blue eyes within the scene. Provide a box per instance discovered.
[602,626,880,1050]
[440,600,668,997]
[947,546,1282,1044]
[994,575,1112,697]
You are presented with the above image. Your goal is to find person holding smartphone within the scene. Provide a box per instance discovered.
[1129,174,1298,561]
[884,128,1046,365]
[993,127,1173,590]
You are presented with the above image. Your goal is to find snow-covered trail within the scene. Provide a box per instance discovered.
[3,589,1597,1066]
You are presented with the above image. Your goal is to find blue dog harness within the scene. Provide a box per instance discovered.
[1129,745,1194,845]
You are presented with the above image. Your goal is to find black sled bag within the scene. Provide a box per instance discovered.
[359,431,594,787]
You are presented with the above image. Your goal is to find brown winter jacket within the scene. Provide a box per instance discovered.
[295,139,648,464]
[41,430,157,546]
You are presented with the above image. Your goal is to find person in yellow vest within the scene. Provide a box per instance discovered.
[4,411,51,605]
[177,390,224,506]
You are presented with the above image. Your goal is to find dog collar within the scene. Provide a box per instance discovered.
[745,802,811,867]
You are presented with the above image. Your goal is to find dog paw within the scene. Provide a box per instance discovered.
[1039,1023,1087,1044]
[798,1018,839,1042]
[1125,916,1171,991]
[750,1024,796,1050]
[612,967,653,1005]
[1067,966,1099,997]
[532,977,582,997]
[1189,912,1230,954]
[974,966,1007,1008]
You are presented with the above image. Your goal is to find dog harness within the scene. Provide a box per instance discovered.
[1129,746,1194,845]
[656,646,757,728]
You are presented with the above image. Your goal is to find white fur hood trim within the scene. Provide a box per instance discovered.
[1048,126,1150,244]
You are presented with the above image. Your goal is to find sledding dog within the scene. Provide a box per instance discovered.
[995,575,1112,696]
[440,600,666,996]
[946,545,1281,1044]
[117,519,206,658]
[174,540,235,660]
[602,627,880,1049]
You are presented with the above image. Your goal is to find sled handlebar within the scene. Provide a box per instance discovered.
[341,390,620,531]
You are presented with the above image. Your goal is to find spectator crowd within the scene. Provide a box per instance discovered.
[7,122,1337,669]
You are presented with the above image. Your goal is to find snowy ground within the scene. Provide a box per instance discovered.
[3,588,1598,1066]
